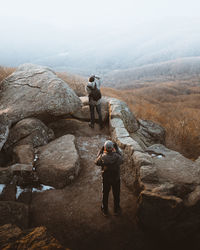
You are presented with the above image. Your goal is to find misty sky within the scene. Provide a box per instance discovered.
[0,0,200,71]
[1,0,200,32]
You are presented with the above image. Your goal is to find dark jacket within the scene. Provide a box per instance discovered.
[95,150,123,181]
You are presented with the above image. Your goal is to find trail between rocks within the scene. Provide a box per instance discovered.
[30,127,140,250]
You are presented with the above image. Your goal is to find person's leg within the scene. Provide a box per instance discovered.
[96,104,103,129]
[102,178,111,214]
[112,179,121,214]
[89,104,95,128]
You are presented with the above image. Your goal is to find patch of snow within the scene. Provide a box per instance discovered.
[0,184,6,194]
[16,186,24,199]
[32,184,54,192]
[157,155,163,158]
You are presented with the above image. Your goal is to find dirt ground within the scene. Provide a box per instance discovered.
[30,123,145,250]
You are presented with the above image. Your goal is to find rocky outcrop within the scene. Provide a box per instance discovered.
[106,96,200,241]
[72,96,109,123]
[109,98,139,133]
[0,224,66,249]
[108,98,143,194]
[4,118,55,153]
[0,64,82,125]
[36,135,80,188]
[132,119,166,147]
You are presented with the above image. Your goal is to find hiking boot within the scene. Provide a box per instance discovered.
[101,206,108,217]
[89,122,94,128]
[114,207,121,216]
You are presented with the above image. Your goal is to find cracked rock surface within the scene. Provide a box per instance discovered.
[0,63,81,125]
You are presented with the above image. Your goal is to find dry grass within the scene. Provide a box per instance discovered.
[102,80,200,159]
[0,66,15,83]
[57,72,87,97]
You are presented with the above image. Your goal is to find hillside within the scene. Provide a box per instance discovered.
[104,57,200,87]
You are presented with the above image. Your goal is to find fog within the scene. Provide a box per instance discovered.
[1,0,200,76]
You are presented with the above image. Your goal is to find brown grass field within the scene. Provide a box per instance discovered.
[1,66,200,159]
[101,79,200,160]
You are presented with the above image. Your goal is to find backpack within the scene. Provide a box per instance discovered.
[89,82,102,101]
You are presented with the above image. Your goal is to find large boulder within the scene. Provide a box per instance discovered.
[137,144,200,239]
[145,144,200,190]
[36,135,80,188]
[0,64,82,125]
[4,118,55,152]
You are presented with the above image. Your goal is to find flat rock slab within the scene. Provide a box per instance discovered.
[147,144,200,186]
[36,135,80,189]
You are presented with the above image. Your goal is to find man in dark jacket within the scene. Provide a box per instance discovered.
[95,140,123,216]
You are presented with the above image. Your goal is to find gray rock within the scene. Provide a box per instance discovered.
[36,135,80,189]
[0,115,10,151]
[115,136,143,152]
[13,144,34,165]
[109,98,139,133]
[133,151,153,167]
[185,185,200,207]
[147,144,200,186]
[0,64,81,125]
[49,118,109,138]
[140,165,158,183]
[4,118,55,151]
[135,119,166,147]
[72,97,108,122]
[112,127,130,140]
[109,118,125,132]
[10,163,36,186]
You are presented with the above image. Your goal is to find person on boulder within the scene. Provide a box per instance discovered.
[95,140,124,216]
[85,75,103,129]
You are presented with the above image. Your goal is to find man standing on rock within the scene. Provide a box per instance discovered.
[95,140,123,216]
[85,75,103,129]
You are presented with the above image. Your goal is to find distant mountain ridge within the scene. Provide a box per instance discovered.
[104,57,200,88]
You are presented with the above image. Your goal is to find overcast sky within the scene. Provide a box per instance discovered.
[1,0,200,31]
[0,0,200,70]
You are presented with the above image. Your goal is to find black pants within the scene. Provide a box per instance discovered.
[89,103,103,127]
[102,177,120,212]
